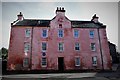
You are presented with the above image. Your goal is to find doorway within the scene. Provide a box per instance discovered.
[58,57,64,71]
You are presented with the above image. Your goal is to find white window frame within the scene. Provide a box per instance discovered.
[42,29,48,38]
[89,30,94,38]
[41,57,47,67]
[24,43,30,53]
[75,57,80,66]
[23,58,29,67]
[41,42,47,52]
[90,43,96,51]
[74,29,79,38]
[58,42,64,52]
[75,43,80,51]
[58,29,64,38]
[25,29,31,37]
[92,56,97,66]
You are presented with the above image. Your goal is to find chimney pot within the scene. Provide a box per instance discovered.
[55,7,66,15]
[60,7,61,10]
[17,12,23,21]
[57,7,58,10]
[62,7,64,10]
[91,14,99,23]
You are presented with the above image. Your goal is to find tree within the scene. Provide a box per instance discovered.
[1,47,8,61]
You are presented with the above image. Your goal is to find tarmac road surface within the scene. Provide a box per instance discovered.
[2,72,120,80]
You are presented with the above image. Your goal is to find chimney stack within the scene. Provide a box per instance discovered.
[56,7,65,15]
[91,14,99,23]
[17,12,23,21]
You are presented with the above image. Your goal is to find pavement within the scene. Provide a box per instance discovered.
[1,71,120,80]
[1,63,120,80]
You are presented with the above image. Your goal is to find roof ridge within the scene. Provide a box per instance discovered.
[24,19,51,21]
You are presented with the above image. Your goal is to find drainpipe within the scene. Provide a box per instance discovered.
[30,26,34,70]
[97,28,104,70]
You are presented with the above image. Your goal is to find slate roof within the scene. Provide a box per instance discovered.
[71,20,106,28]
[12,19,106,28]
[12,19,50,27]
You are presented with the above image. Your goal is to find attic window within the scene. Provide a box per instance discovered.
[59,24,62,28]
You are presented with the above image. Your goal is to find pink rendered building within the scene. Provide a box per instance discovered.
[7,7,111,71]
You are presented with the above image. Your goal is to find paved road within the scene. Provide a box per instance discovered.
[2,77,120,80]
[2,72,120,80]
[1,63,120,80]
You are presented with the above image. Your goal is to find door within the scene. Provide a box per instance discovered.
[58,57,64,71]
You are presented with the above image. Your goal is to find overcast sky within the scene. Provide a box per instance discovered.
[0,1,119,51]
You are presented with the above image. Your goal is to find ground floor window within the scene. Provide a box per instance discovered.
[41,57,47,67]
[23,58,29,67]
[92,56,97,66]
[75,57,80,66]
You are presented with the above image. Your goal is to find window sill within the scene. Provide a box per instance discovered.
[75,50,80,52]
[58,51,64,53]
[42,65,47,67]
[92,64,97,66]
[75,65,80,67]
[42,50,47,52]
[42,37,48,38]
[91,50,96,52]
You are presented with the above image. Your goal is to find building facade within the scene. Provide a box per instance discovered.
[7,7,111,71]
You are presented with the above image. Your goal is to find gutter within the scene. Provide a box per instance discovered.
[30,26,34,70]
[97,28,104,70]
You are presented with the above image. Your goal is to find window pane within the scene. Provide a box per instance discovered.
[74,30,79,38]
[42,57,47,66]
[90,30,94,38]
[91,43,95,51]
[24,43,30,52]
[92,56,97,65]
[42,29,47,38]
[25,29,31,37]
[75,43,80,50]
[42,42,47,51]
[75,57,80,66]
[59,43,63,51]
[23,58,29,67]
[58,30,63,38]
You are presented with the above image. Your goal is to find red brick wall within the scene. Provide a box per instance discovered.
[7,12,111,70]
